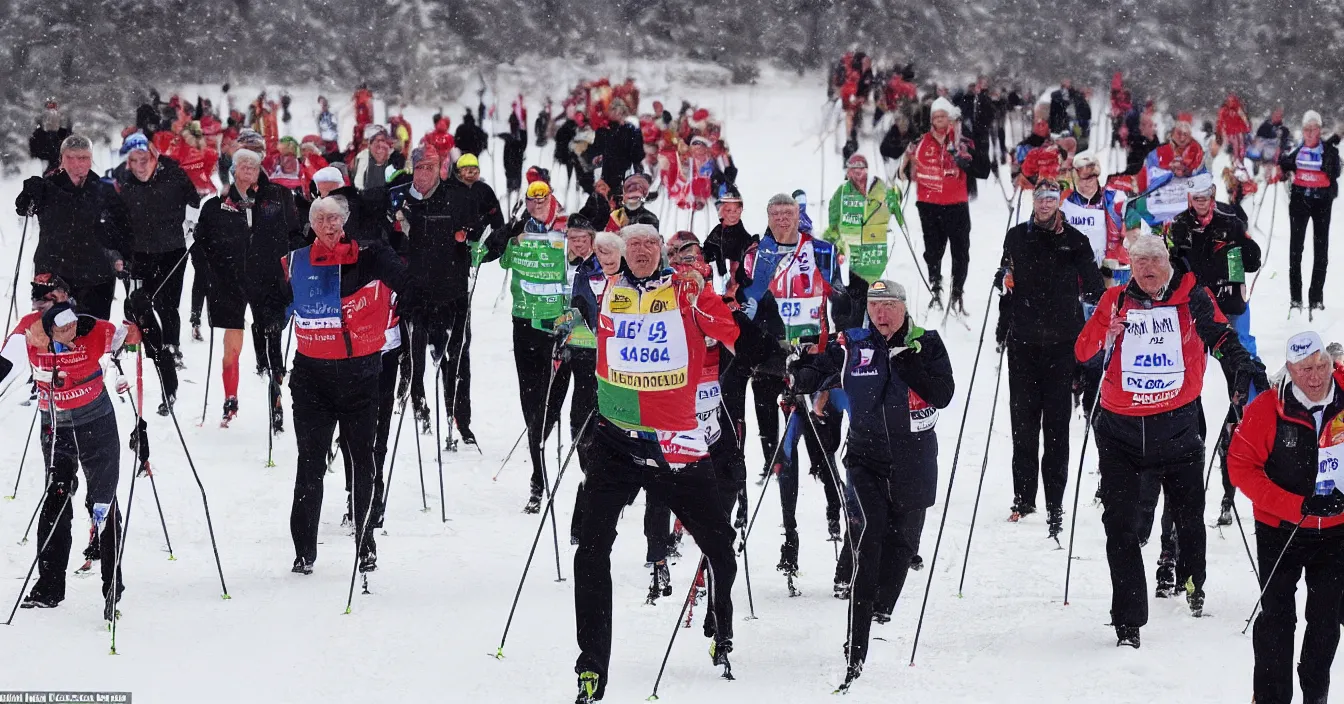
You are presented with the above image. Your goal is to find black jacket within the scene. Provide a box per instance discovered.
[388,179,479,307]
[553,119,578,167]
[704,221,756,287]
[325,184,388,247]
[997,217,1105,346]
[1279,137,1341,201]
[192,172,303,311]
[594,121,645,190]
[29,126,70,172]
[16,171,131,288]
[1168,205,1261,316]
[443,178,506,243]
[116,156,200,256]
[1124,134,1160,175]
[455,115,488,156]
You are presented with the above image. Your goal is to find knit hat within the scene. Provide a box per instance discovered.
[1188,172,1216,196]
[666,230,701,256]
[715,184,742,206]
[526,180,552,199]
[236,128,265,152]
[120,132,150,156]
[867,279,907,303]
[409,145,438,168]
[1303,110,1323,129]
[363,124,388,142]
[567,214,596,234]
[1287,331,1325,364]
[312,166,344,186]
[456,153,479,169]
[845,153,868,169]
[1072,151,1100,170]
[41,302,78,337]
[1033,179,1061,201]
[930,97,960,120]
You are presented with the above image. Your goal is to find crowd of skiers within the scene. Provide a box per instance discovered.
[6,69,1344,703]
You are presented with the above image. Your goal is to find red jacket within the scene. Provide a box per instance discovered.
[1075,272,1239,416]
[912,129,969,206]
[1229,373,1344,530]
[12,312,116,412]
[1021,144,1064,185]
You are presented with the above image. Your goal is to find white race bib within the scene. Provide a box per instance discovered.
[1060,199,1107,266]
[696,379,723,445]
[777,296,824,328]
[604,284,689,391]
[1316,443,1344,495]
[1120,307,1185,395]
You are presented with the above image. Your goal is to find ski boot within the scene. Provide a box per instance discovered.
[157,394,175,417]
[872,611,891,624]
[292,557,314,575]
[359,550,378,574]
[575,672,600,704]
[1290,301,1304,319]
[1115,625,1140,649]
[191,324,203,342]
[778,531,801,595]
[1008,496,1036,522]
[1187,586,1205,618]
[170,345,185,370]
[929,283,944,311]
[646,561,672,604]
[458,425,478,449]
[948,288,967,317]
[221,397,239,427]
[833,577,851,600]
[1047,507,1064,545]
[1154,552,1176,598]
[1311,302,1325,321]
[710,638,734,680]
[1217,496,1234,526]
[103,598,120,624]
[413,398,432,435]
[837,661,863,693]
[524,485,542,514]
[910,554,924,570]
[255,362,267,377]
[828,516,842,542]
[668,521,684,559]
[20,592,60,609]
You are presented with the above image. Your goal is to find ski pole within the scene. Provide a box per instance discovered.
[716,392,757,620]
[1063,341,1116,605]
[379,390,411,531]
[956,343,1007,596]
[908,283,996,667]
[16,473,51,545]
[646,554,711,701]
[493,410,593,659]
[492,428,528,481]
[4,214,30,336]
[740,410,796,545]
[444,263,484,455]
[127,349,176,560]
[1241,517,1304,634]
[147,356,231,599]
[535,336,568,581]
[4,491,72,625]
[1247,182,1279,301]
[433,351,447,522]
[198,326,215,427]
[8,366,68,623]
[344,419,380,614]
[4,404,39,500]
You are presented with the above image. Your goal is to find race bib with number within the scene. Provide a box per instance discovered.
[603,285,689,392]
[1316,416,1344,494]
[696,379,723,445]
[1120,307,1185,396]
[909,390,938,433]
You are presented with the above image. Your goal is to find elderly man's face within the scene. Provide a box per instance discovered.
[1132,255,1173,297]
[233,160,260,188]
[625,235,662,277]
[61,149,93,183]
[767,204,799,237]
[931,112,950,132]
[868,300,907,338]
[370,136,392,163]
[128,150,156,182]
[568,232,594,260]
[413,159,440,194]
[595,243,622,274]
[311,207,345,242]
[1288,351,1334,402]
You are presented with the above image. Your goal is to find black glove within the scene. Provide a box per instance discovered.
[1302,489,1344,518]
[788,353,826,395]
[16,176,45,216]
[128,418,151,461]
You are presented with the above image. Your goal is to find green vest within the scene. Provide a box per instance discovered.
[503,231,570,322]
[824,179,897,282]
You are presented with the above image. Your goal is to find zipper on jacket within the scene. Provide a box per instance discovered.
[337,261,353,357]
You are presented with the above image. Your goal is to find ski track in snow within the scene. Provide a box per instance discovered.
[1,66,1342,703]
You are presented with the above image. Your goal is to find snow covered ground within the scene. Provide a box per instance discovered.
[1,66,1342,703]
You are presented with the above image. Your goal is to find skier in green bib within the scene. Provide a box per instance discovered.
[481,177,574,512]
[822,153,905,323]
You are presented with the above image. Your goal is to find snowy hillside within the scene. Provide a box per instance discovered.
[1,70,1341,703]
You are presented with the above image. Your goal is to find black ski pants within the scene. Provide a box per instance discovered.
[1007,341,1074,513]
[290,355,379,564]
[569,348,598,542]
[916,201,972,294]
[341,347,398,520]
[32,410,123,605]
[514,318,570,494]
[842,465,925,668]
[1252,521,1344,704]
[410,301,472,430]
[1096,416,1206,629]
[1288,194,1331,307]
[127,248,188,346]
[190,256,209,328]
[779,401,844,535]
[719,361,788,468]
[574,420,737,701]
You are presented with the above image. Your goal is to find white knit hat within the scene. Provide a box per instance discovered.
[930,97,960,120]
[1303,110,1323,129]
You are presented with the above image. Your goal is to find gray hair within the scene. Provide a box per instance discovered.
[309,195,350,225]
[1126,234,1170,262]
[618,223,662,242]
[594,231,625,255]
[231,149,263,169]
[766,193,798,210]
[60,134,92,154]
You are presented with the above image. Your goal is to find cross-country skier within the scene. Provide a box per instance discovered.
[568,223,740,703]
[996,180,1104,536]
[114,133,201,388]
[788,279,953,689]
[904,97,989,314]
[602,173,659,231]
[281,195,409,575]
[822,153,905,320]
[1277,110,1340,314]
[481,177,573,512]
[1229,331,1344,704]
[191,148,302,429]
[2,296,141,621]
[1074,234,1263,647]
[14,134,131,321]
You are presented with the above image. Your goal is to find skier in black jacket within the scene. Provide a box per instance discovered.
[389,146,481,444]
[28,102,71,174]
[455,112,488,157]
[192,149,303,429]
[593,100,645,193]
[115,141,200,381]
[15,134,130,321]
[497,112,529,202]
[995,180,1105,534]
[1277,111,1341,312]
